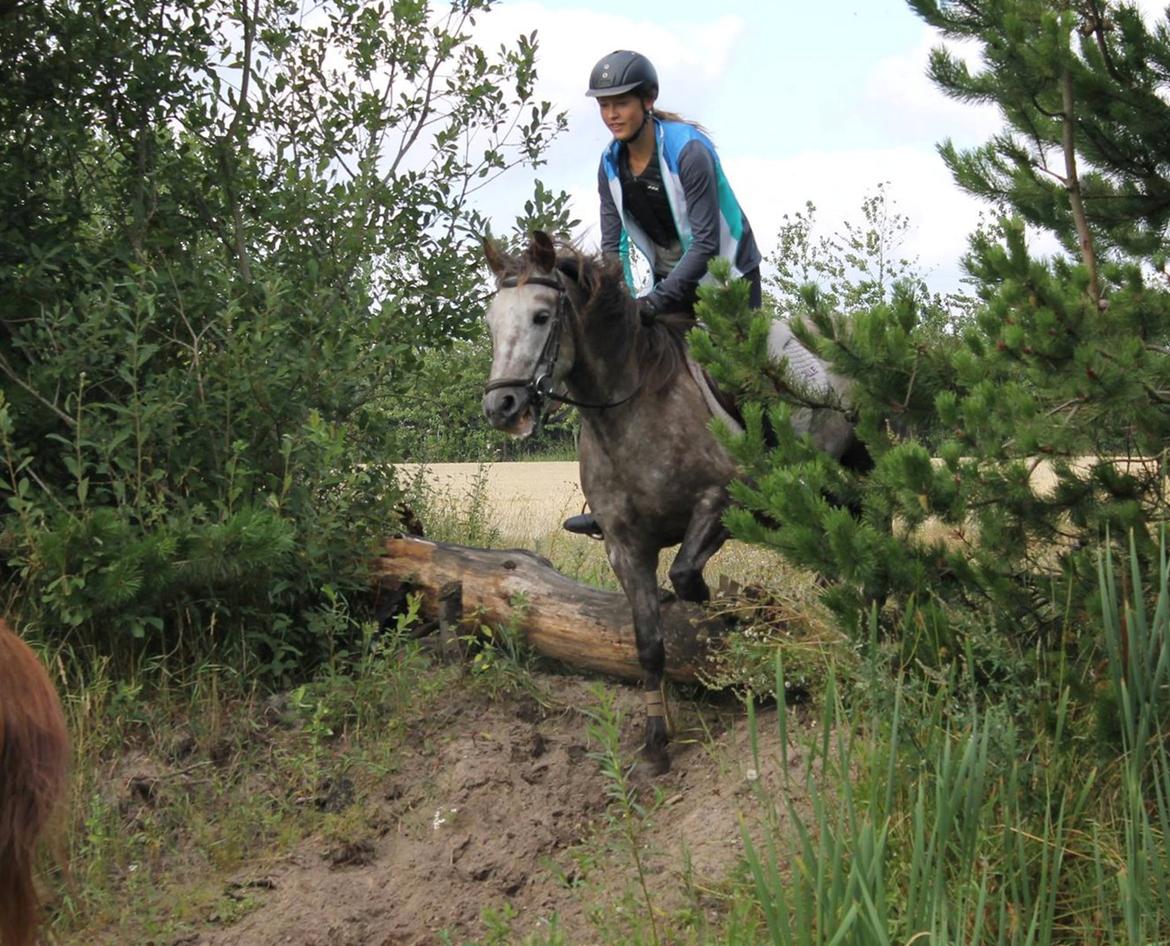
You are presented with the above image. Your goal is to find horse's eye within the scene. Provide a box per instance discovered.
[533,311,551,326]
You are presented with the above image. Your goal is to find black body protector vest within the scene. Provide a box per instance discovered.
[618,140,682,280]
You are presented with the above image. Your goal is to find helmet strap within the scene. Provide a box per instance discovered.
[631,104,653,143]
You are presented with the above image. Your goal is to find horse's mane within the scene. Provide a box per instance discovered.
[501,237,692,395]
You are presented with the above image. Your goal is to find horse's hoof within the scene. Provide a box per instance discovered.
[641,745,671,776]
[563,513,603,538]
[668,572,710,604]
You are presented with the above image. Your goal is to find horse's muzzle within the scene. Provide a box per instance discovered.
[483,385,537,438]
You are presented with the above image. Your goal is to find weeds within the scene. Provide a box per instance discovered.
[464,594,557,706]
[699,582,851,702]
[584,683,663,946]
[401,462,502,548]
[439,904,569,946]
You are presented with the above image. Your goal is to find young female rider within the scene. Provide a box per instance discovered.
[563,49,762,538]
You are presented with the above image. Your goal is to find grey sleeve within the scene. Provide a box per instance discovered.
[642,140,721,313]
[598,161,622,258]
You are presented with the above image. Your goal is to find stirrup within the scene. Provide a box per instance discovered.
[562,513,603,539]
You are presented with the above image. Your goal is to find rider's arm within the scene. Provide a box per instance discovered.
[599,161,623,258]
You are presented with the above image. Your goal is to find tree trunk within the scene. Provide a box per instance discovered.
[1061,64,1100,307]
[372,536,731,684]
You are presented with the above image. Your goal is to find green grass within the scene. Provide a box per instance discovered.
[713,536,1170,946]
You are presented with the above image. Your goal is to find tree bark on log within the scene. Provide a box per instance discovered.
[372,536,731,684]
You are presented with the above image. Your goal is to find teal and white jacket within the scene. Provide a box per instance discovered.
[598,117,760,313]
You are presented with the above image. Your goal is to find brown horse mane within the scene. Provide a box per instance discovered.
[0,620,69,946]
[496,235,693,395]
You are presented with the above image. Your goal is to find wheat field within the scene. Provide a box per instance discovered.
[394,461,806,593]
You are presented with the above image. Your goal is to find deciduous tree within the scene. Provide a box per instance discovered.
[0,0,567,669]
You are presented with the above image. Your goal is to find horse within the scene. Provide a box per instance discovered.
[0,619,69,946]
[481,231,862,773]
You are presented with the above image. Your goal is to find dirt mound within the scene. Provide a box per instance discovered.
[188,676,812,946]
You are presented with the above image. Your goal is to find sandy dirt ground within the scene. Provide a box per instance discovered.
[182,679,812,946]
[148,463,815,946]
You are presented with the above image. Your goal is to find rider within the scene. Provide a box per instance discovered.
[564,49,763,538]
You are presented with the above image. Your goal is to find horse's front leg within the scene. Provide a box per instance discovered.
[668,486,731,603]
[605,536,671,774]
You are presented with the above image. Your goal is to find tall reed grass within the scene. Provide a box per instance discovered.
[736,535,1170,945]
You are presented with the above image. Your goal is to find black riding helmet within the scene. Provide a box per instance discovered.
[585,50,658,98]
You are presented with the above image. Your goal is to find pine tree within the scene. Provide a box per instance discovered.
[695,0,1170,641]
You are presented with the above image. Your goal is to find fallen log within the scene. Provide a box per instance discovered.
[372,536,732,684]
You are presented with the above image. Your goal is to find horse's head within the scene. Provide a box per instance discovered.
[481,231,577,438]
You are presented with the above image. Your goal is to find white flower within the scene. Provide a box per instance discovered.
[432,806,458,830]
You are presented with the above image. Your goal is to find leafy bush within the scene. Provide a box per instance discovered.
[383,331,579,463]
[0,0,567,673]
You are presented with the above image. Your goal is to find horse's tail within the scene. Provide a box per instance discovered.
[0,620,69,946]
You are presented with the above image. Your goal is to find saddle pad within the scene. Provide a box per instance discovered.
[684,354,745,435]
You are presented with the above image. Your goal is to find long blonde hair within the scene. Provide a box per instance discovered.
[652,108,711,139]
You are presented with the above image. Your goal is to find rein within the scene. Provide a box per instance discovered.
[483,271,643,415]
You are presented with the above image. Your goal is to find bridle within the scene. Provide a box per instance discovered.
[483,274,567,412]
[483,270,642,417]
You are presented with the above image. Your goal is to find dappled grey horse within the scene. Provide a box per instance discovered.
[481,231,862,773]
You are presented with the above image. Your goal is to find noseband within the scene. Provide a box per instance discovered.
[483,271,641,415]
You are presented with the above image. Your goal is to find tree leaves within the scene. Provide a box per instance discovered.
[0,0,567,669]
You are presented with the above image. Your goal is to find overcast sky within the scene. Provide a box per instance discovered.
[466,0,1164,295]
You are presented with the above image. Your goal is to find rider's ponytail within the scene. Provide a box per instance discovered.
[651,109,711,139]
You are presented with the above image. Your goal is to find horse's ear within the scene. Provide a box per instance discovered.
[529,230,557,273]
[483,238,509,278]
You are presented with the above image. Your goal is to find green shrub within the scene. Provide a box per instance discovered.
[0,0,568,674]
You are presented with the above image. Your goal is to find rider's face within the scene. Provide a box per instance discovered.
[596,93,652,142]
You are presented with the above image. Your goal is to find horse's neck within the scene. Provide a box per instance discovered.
[566,298,641,405]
